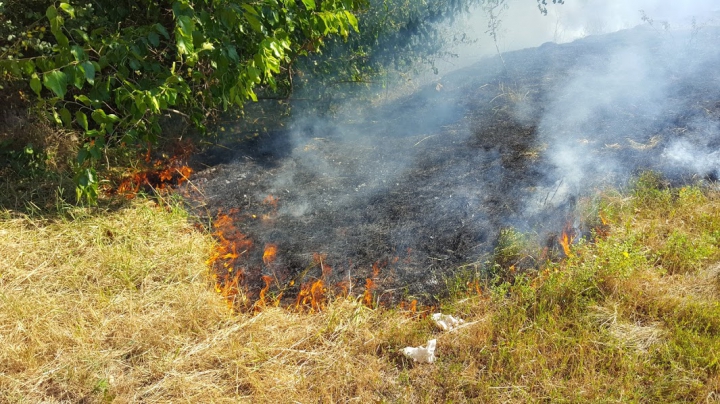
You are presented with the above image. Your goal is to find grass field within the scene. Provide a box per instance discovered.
[1,174,719,402]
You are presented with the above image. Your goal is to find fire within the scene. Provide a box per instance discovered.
[399,299,418,313]
[362,262,382,308]
[216,272,245,311]
[263,244,278,265]
[254,275,274,311]
[292,253,337,312]
[295,279,326,312]
[207,210,253,310]
[362,278,376,308]
[372,261,381,277]
[599,213,608,226]
[466,280,483,296]
[115,154,193,199]
[559,225,573,256]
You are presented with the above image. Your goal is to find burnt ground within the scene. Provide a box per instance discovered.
[182,26,720,303]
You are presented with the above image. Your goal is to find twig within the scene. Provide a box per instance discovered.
[414,135,435,146]
[175,168,204,197]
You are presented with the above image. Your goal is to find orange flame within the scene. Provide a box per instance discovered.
[372,261,382,277]
[599,213,608,226]
[399,299,418,313]
[467,280,483,297]
[263,244,278,265]
[207,210,254,311]
[363,278,376,308]
[295,279,326,312]
[362,262,383,308]
[254,275,274,311]
[559,227,572,256]
[216,271,245,311]
[115,154,193,199]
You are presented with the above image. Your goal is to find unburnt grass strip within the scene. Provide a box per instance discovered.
[0,177,718,402]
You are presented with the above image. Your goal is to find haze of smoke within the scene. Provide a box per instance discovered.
[451,0,720,70]
[198,5,720,297]
[536,26,720,201]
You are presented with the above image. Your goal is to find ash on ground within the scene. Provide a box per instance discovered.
[184,26,720,303]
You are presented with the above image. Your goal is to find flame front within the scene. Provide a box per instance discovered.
[207,210,253,311]
[295,279,326,312]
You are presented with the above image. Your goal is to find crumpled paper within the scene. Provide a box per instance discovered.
[431,313,464,331]
[402,339,437,364]
[401,313,466,364]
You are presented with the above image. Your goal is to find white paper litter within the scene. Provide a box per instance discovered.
[431,313,464,331]
[402,339,437,364]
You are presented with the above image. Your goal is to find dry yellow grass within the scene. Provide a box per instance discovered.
[0,201,429,402]
[1,179,719,402]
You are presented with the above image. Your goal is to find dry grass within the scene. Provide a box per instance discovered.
[0,201,422,402]
[1,178,719,402]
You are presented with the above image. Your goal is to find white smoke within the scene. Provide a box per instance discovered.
[444,0,720,71]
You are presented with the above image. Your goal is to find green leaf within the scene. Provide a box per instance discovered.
[146,94,161,113]
[46,5,58,21]
[22,60,36,76]
[59,108,72,127]
[59,3,75,18]
[52,29,70,48]
[155,23,170,39]
[225,44,239,62]
[344,11,359,32]
[89,145,101,160]
[43,70,69,98]
[72,28,90,43]
[245,14,264,34]
[71,45,85,61]
[30,75,42,96]
[51,109,63,125]
[76,111,88,131]
[77,148,89,164]
[91,109,108,124]
[75,94,92,106]
[134,95,147,112]
[80,61,95,85]
[241,4,259,16]
[7,61,21,77]
[302,0,316,10]
[75,167,98,205]
[148,32,160,47]
[73,65,85,89]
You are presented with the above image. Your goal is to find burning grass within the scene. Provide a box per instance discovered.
[1,176,719,402]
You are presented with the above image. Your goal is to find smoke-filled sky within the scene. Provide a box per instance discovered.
[451,0,720,67]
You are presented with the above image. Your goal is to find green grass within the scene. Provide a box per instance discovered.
[1,175,719,402]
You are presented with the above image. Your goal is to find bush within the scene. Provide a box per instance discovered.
[1,0,362,203]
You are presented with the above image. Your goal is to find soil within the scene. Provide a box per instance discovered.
[182,26,720,303]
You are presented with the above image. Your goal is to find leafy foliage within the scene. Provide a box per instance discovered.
[292,0,482,103]
[0,0,362,203]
